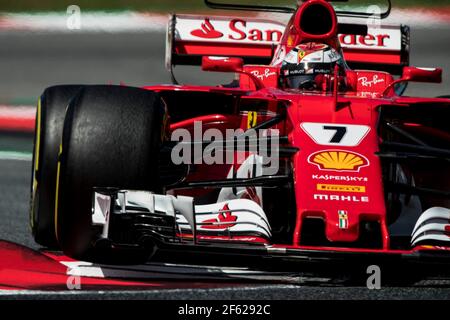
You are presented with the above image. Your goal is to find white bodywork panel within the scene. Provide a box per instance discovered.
[93,190,271,242]
[411,207,450,246]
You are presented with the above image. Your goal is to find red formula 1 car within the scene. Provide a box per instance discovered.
[30,0,450,278]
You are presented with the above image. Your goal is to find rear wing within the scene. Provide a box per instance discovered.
[166,14,409,75]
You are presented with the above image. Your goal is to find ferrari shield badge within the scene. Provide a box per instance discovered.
[298,50,306,62]
[338,210,348,229]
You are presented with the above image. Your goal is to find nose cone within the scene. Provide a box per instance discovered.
[289,95,387,247]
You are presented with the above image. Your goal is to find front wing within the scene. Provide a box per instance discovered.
[90,189,450,278]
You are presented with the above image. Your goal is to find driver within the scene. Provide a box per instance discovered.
[279,42,347,91]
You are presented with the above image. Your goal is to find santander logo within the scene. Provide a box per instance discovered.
[180,16,398,49]
[190,18,224,39]
[202,204,238,229]
[189,18,283,43]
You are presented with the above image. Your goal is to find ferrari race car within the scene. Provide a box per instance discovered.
[29,0,450,276]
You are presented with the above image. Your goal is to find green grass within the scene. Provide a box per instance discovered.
[0,0,448,12]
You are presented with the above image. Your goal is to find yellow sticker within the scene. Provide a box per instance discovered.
[298,50,306,61]
[317,184,366,193]
[287,35,295,47]
[247,111,257,129]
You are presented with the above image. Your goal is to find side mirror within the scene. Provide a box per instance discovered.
[402,66,442,83]
[383,66,443,96]
[201,56,243,73]
[201,56,265,90]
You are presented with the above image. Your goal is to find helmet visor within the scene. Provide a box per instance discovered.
[284,74,317,89]
[281,62,334,89]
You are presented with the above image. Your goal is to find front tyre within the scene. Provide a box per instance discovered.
[30,85,83,248]
[56,85,166,263]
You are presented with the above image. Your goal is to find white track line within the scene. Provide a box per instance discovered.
[0,284,300,296]
[0,105,35,118]
[61,260,319,283]
[0,105,36,133]
[0,151,32,161]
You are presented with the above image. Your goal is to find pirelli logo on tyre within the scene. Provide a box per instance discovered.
[308,149,369,172]
[317,184,366,193]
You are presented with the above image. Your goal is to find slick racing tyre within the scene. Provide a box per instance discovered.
[30,85,83,248]
[56,85,166,263]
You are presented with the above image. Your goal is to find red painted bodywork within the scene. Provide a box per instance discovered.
[142,85,448,255]
[157,86,447,254]
[141,0,450,256]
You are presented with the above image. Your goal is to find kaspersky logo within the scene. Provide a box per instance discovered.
[190,18,223,39]
[308,150,369,172]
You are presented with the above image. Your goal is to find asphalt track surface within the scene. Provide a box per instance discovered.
[0,27,449,299]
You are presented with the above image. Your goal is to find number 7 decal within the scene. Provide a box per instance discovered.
[323,126,347,143]
[301,123,370,147]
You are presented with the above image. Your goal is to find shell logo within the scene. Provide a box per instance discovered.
[308,150,370,172]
